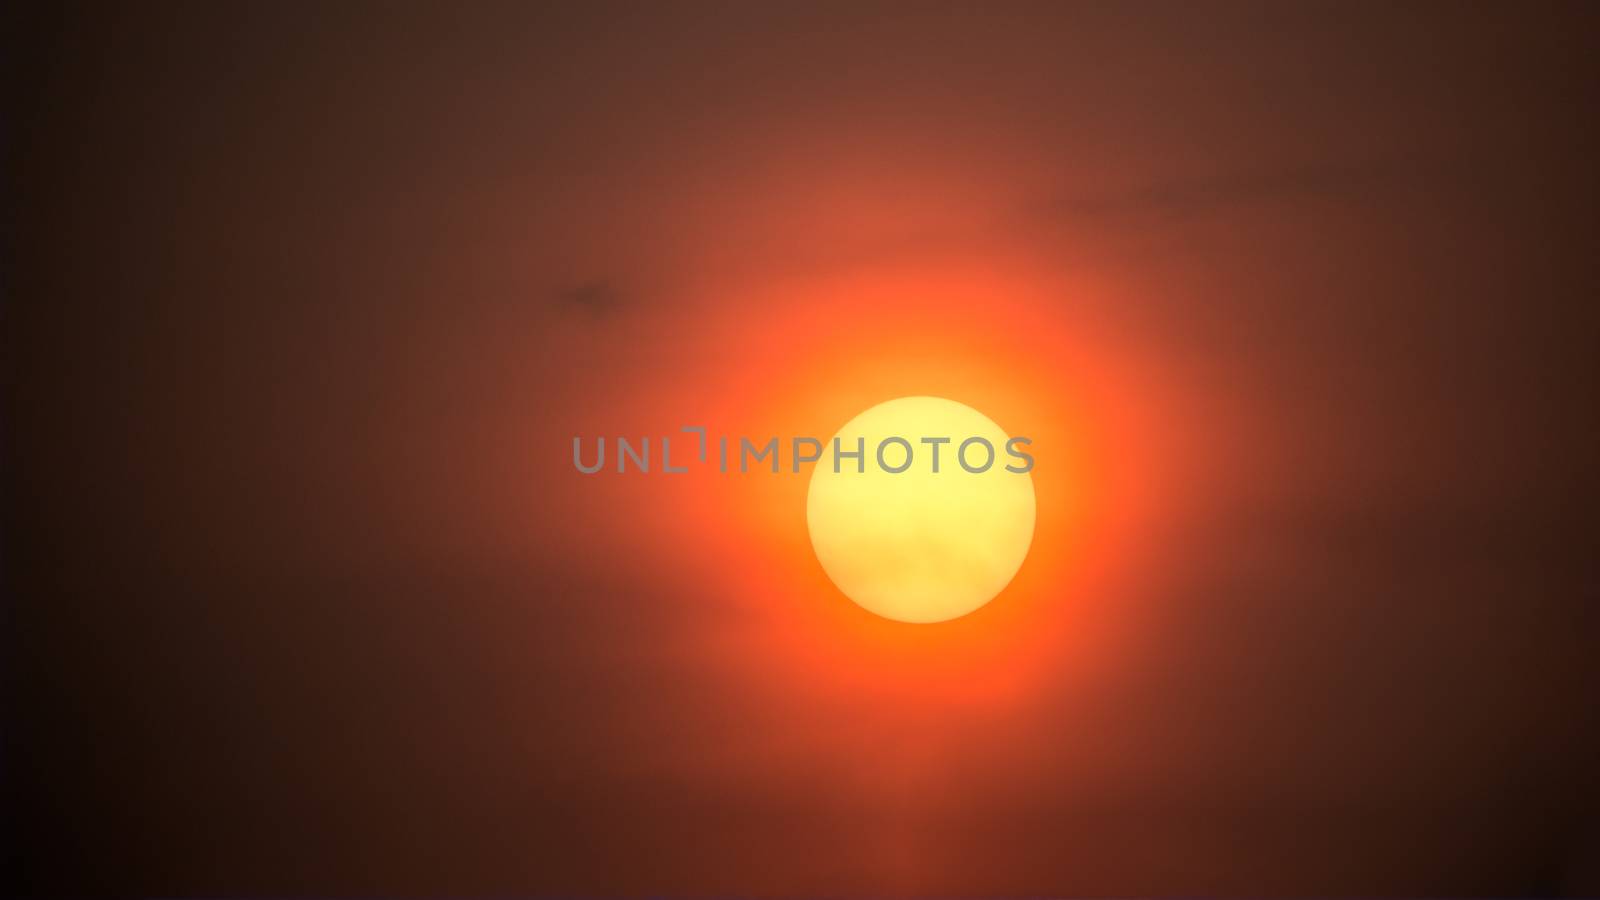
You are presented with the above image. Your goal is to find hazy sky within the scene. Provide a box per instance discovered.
[8,3,1599,895]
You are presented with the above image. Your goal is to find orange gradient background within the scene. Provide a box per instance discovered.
[8,3,1599,897]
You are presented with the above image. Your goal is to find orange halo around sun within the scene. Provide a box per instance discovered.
[619,260,1185,706]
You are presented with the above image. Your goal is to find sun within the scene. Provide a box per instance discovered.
[806,396,1036,623]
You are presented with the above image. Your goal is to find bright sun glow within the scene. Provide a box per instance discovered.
[806,396,1036,623]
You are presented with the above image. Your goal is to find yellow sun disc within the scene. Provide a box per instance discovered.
[806,396,1036,623]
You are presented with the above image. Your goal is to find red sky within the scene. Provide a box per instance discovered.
[8,2,1600,895]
